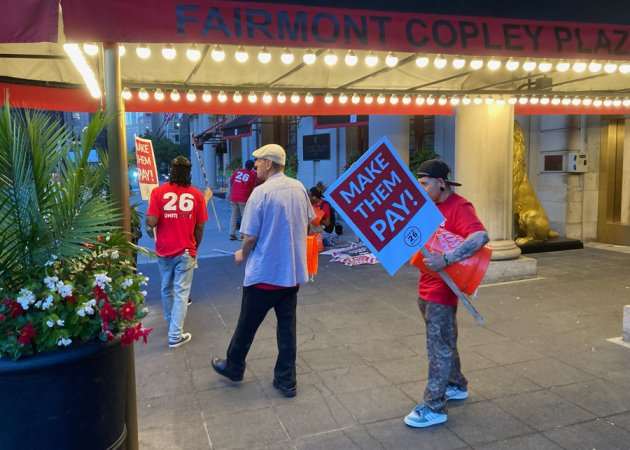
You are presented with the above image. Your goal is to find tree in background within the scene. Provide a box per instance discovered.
[140,132,180,179]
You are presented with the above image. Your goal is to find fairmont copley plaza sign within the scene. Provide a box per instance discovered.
[60,0,629,59]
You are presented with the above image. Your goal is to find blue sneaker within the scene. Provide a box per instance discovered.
[445,385,469,401]
[404,404,447,428]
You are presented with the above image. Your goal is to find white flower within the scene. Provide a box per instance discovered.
[58,283,73,298]
[93,273,112,289]
[17,288,35,310]
[106,235,111,242]
[57,337,72,347]
[42,295,54,310]
[141,290,147,297]
[46,320,54,328]
[44,255,58,266]
[111,250,120,260]
[56,319,64,326]
[121,278,134,289]
[77,308,86,317]
[34,300,42,308]
[44,276,59,290]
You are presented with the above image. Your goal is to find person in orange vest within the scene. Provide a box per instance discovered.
[405,159,489,428]
[228,159,257,240]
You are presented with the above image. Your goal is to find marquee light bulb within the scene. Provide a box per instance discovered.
[365,51,378,67]
[290,92,300,103]
[170,89,180,101]
[540,96,551,105]
[248,92,258,103]
[232,91,243,103]
[376,94,386,104]
[258,47,272,64]
[211,45,225,62]
[364,93,374,104]
[604,62,618,73]
[385,52,398,67]
[415,95,425,105]
[280,48,294,64]
[538,60,552,72]
[486,59,501,70]
[572,61,587,72]
[338,93,348,104]
[522,59,537,71]
[303,49,316,65]
[469,58,484,70]
[450,96,460,106]
[186,90,196,102]
[217,91,227,102]
[588,61,602,72]
[505,58,519,71]
[138,88,148,101]
[473,96,483,105]
[83,43,99,56]
[277,92,286,103]
[263,92,272,103]
[508,96,518,105]
[434,55,447,69]
[593,98,603,107]
[351,93,360,104]
[154,89,165,101]
[324,93,334,104]
[234,46,249,63]
[201,90,211,102]
[551,96,561,105]
[345,50,358,66]
[462,95,472,105]
[324,50,338,66]
[118,44,126,56]
[452,56,466,69]
[121,87,132,100]
[438,96,447,105]
[136,44,151,59]
[426,95,436,105]
[415,55,429,68]
[186,44,201,62]
[402,94,411,105]
[305,93,314,104]
[162,44,176,60]
[556,61,570,72]
[389,94,399,104]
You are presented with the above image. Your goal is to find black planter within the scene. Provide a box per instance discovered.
[0,339,131,450]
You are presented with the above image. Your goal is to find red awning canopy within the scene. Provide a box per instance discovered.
[0,0,628,114]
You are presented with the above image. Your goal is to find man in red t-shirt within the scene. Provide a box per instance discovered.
[228,159,257,240]
[146,156,208,348]
[404,159,489,429]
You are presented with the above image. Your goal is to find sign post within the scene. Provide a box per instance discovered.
[134,136,159,201]
[325,136,484,323]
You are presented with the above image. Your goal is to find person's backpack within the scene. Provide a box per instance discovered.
[323,201,336,234]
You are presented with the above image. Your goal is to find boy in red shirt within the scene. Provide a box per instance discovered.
[146,156,208,348]
[229,159,257,240]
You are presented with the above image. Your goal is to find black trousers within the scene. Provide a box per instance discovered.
[226,285,299,386]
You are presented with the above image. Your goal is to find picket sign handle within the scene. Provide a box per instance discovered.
[419,247,485,325]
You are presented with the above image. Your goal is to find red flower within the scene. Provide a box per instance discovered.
[120,323,152,345]
[97,235,103,243]
[139,325,152,344]
[0,313,6,322]
[64,295,77,304]
[98,300,117,322]
[93,285,107,301]
[120,300,136,320]
[18,322,37,346]
[7,300,24,319]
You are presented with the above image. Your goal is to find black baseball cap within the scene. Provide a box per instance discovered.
[417,159,461,186]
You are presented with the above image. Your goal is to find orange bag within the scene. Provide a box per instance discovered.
[306,234,319,277]
[311,206,325,226]
[410,229,492,295]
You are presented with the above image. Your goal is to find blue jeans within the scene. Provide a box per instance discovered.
[158,252,196,342]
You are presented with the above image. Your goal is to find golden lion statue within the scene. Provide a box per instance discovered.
[513,121,558,245]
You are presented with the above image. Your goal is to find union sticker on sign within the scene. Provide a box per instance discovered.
[325,136,444,275]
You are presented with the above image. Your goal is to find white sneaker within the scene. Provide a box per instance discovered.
[404,403,447,428]
[445,385,469,401]
[169,332,192,348]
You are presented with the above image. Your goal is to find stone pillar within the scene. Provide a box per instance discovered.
[454,104,521,261]
[369,115,409,165]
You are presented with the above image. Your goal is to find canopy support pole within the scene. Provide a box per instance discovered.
[103,42,138,450]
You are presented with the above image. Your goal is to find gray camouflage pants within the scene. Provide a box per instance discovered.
[418,297,467,414]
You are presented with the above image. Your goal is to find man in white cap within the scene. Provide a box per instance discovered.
[212,144,314,398]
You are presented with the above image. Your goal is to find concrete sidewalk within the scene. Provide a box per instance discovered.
[133,193,630,450]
